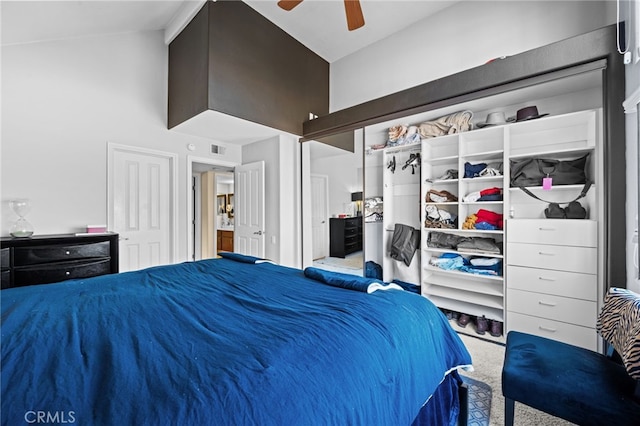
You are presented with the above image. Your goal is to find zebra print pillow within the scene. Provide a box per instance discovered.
[596,287,640,380]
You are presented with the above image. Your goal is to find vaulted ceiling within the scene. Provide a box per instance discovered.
[1,0,459,62]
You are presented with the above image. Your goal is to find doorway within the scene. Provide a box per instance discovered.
[187,156,237,261]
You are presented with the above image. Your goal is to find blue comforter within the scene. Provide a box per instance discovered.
[1,258,471,425]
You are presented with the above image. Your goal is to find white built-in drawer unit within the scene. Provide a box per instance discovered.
[507,219,597,247]
[506,219,599,351]
[507,312,598,350]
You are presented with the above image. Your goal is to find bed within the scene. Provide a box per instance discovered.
[1,252,472,425]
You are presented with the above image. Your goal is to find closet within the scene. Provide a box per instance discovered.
[301,25,625,351]
[360,70,606,347]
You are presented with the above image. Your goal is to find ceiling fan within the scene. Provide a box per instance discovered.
[277,0,365,31]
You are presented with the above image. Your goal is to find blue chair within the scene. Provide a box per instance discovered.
[502,288,640,426]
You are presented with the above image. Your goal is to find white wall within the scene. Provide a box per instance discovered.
[1,31,242,262]
[330,1,612,111]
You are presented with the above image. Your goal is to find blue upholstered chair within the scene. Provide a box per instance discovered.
[502,288,640,426]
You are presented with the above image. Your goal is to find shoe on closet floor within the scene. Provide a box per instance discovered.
[489,320,503,337]
[475,316,488,335]
[456,313,470,328]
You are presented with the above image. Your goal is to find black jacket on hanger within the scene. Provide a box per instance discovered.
[390,224,420,267]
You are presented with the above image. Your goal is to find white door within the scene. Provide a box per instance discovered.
[310,174,329,260]
[109,144,176,272]
[234,161,265,257]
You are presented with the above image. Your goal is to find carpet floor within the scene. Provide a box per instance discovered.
[313,252,363,273]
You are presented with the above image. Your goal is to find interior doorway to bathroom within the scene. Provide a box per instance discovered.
[189,157,236,261]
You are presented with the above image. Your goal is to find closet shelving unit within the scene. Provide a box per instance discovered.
[365,100,603,347]
[421,125,507,323]
[504,109,602,351]
[417,108,602,348]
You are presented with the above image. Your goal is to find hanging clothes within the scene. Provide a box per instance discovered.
[390,224,420,266]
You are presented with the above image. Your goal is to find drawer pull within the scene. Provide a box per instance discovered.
[538,227,556,231]
[539,326,557,332]
[538,300,557,307]
[65,271,70,276]
[65,251,70,255]
[538,276,556,281]
[538,251,556,256]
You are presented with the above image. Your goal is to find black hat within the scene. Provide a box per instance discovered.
[514,106,548,122]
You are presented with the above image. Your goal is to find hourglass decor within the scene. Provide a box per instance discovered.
[9,199,34,238]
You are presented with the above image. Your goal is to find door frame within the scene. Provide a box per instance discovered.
[187,155,238,261]
[107,143,179,266]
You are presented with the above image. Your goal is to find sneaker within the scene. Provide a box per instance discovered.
[475,316,488,335]
[489,320,503,337]
[456,313,471,328]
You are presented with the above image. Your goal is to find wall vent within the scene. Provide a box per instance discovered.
[211,144,226,155]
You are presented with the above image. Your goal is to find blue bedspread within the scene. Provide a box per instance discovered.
[1,258,471,425]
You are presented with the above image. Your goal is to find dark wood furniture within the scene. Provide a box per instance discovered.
[330,217,362,258]
[168,0,329,135]
[1,233,119,289]
[217,230,234,253]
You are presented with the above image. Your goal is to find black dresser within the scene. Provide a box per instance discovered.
[329,217,363,258]
[1,233,119,289]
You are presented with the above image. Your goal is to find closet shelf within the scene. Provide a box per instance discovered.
[508,146,593,160]
[508,183,594,192]
[460,149,504,159]
[424,287,504,310]
[425,202,458,206]
[460,201,503,205]
[422,277,503,298]
[425,179,459,185]
[437,229,504,235]
[423,155,458,164]
[424,247,503,259]
[461,175,504,183]
[426,296,504,322]
[423,265,503,282]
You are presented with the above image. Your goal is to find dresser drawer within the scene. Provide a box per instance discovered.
[507,242,597,274]
[1,270,11,289]
[13,258,112,287]
[13,241,110,266]
[506,311,597,351]
[1,248,9,269]
[506,265,597,301]
[507,288,597,327]
[506,219,597,247]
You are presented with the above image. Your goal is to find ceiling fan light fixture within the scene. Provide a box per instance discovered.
[344,0,365,31]
[277,0,365,31]
[277,0,303,11]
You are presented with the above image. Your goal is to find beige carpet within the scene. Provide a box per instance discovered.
[458,333,575,426]
[313,252,363,271]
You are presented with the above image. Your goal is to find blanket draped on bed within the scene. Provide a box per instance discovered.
[1,258,471,425]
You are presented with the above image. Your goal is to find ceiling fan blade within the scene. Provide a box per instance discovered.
[344,0,365,31]
[278,0,303,11]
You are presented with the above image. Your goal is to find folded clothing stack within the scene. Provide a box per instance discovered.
[463,209,503,230]
[463,161,503,178]
[427,231,502,254]
[462,187,503,202]
[429,253,502,276]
